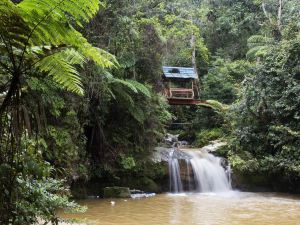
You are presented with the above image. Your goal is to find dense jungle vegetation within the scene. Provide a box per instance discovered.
[0,0,299,224]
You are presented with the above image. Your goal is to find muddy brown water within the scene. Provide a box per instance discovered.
[61,192,300,225]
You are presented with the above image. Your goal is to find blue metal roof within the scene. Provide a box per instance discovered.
[162,66,197,79]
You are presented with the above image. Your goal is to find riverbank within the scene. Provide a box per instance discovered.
[39,220,86,225]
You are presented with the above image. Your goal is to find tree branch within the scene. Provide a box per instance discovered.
[277,0,283,31]
[262,2,273,24]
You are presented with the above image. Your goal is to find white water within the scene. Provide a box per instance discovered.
[188,150,231,192]
[168,150,183,193]
[168,149,231,193]
[185,159,193,191]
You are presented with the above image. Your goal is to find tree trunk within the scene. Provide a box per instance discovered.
[190,33,200,99]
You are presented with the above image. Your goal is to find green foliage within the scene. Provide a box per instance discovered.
[0,0,114,223]
[200,0,264,59]
[0,0,115,95]
[15,177,86,225]
[0,1,299,220]
[199,100,229,114]
[193,128,223,148]
[202,57,252,104]
[230,38,300,179]
[229,152,260,173]
[119,154,136,170]
[0,137,85,225]
[246,35,275,60]
[158,1,209,66]
[35,49,86,94]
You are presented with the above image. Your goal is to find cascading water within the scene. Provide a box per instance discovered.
[188,150,231,192]
[226,163,232,189]
[185,159,193,191]
[168,150,183,193]
[168,148,231,193]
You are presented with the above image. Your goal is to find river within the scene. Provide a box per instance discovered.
[61,191,300,225]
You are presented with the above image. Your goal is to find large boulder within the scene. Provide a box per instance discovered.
[103,187,131,198]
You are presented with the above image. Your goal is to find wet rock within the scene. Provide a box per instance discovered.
[103,187,131,198]
[165,133,179,146]
[201,140,227,152]
[153,147,192,162]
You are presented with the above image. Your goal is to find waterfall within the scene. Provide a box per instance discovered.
[188,151,231,192]
[169,150,183,193]
[226,163,232,189]
[168,149,231,193]
[185,159,193,191]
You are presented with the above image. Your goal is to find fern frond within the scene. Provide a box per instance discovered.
[110,83,146,124]
[35,49,85,95]
[0,0,116,96]
[17,0,116,68]
[0,1,29,50]
[125,80,151,98]
[78,38,117,68]
[246,46,269,59]
[198,100,228,113]
[247,35,274,49]
[112,85,135,106]
[19,0,103,26]
[110,78,138,93]
[109,78,151,97]
[246,35,275,60]
[128,105,145,123]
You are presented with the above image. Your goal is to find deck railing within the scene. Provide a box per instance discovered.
[164,88,194,99]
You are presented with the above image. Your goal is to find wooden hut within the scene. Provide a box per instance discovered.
[162,66,202,105]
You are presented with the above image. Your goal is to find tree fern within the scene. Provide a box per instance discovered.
[35,49,85,94]
[110,78,139,94]
[125,80,151,98]
[198,100,228,114]
[246,35,275,60]
[0,0,116,96]
[109,78,151,98]
[107,77,151,123]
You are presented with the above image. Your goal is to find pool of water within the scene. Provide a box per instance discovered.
[61,192,300,225]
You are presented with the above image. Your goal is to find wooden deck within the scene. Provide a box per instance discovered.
[164,88,205,105]
[167,98,206,105]
[165,88,194,99]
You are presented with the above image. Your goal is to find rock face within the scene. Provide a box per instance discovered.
[153,147,192,162]
[103,187,131,198]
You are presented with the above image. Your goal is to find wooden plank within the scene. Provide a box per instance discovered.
[168,98,206,105]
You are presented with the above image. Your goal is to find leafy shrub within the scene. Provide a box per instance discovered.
[15,177,86,225]
[193,128,223,147]
[230,38,300,181]
[119,155,136,170]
